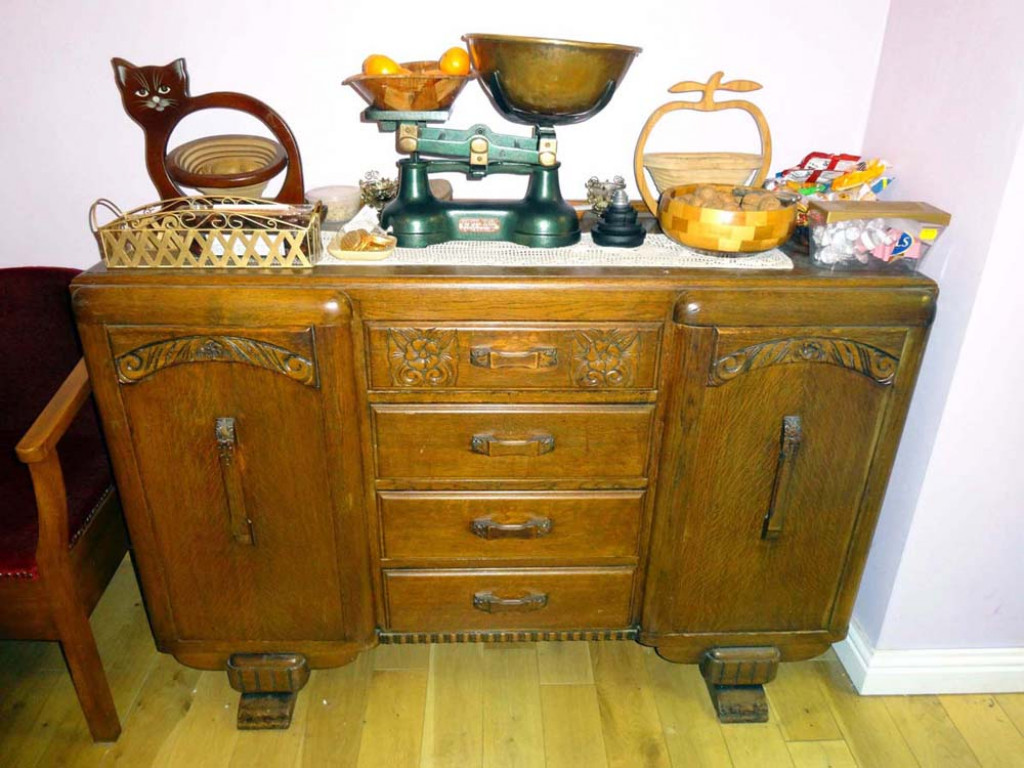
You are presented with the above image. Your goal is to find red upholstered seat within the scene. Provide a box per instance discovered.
[0,266,127,741]
[0,267,114,579]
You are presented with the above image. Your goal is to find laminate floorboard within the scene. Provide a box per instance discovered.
[2,559,1021,768]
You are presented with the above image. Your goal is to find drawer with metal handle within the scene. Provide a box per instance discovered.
[383,567,635,631]
[379,490,644,563]
[366,324,661,390]
[372,404,654,480]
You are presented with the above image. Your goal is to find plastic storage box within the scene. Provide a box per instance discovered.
[808,201,950,270]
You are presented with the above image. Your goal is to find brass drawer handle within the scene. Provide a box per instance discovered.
[472,591,549,613]
[215,417,255,546]
[470,516,554,540]
[470,346,558,370]
[762,414,802,540]
[470,433,555,457]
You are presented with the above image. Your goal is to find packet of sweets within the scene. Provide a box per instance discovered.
[808,201,950,270]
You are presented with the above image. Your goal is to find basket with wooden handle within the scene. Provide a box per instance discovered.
[633,72,773,215]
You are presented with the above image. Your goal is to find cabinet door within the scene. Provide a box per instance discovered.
[644,320,923,637]
[107,324,357,643]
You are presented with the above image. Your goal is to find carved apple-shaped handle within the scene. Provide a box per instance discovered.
[633,71,773,215]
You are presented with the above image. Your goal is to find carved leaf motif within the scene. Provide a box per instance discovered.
[710,336,899,386]
[572,329,640,388]
[668,71,762,97]
[387,328,458,387]
[115,335,317,386]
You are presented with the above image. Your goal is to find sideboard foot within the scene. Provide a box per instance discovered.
[699,646,780,724]
[226,653,310,730]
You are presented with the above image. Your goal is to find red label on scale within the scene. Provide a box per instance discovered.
[457,217,502,234]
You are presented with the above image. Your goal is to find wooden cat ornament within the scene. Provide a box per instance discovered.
[111,57,305,203]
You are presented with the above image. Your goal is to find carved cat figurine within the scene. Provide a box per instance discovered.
[110,57,304,202]
[112,57,190,126]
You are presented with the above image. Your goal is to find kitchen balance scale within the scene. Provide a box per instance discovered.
[344,35,641,248]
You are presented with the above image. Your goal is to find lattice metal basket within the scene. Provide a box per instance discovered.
[90,196,323,268]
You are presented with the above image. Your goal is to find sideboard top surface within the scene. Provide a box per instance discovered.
[75,257,938,292]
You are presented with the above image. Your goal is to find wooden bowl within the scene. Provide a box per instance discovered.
[167,135,287,197]
[658,184,796,253]
[343,61,472,112]
[643,152,762,194]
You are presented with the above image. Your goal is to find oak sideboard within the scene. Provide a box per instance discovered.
[71,257,936,726]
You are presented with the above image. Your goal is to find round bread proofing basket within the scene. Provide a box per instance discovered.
[642,152,763,193]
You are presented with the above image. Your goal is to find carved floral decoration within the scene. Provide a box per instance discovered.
[710,336,899,386]
[115,335,317,386]
[387,328,458,387]
[572,329,640,387]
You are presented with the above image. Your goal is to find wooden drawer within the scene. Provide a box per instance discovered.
[367,324,661,390]
[384,568,635,631]
[379,490,644,561]
[373,404,654,480]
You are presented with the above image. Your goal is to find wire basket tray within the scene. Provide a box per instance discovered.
[90,196,323,269]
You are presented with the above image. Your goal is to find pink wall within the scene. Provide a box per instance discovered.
[0,0,889,268]
[883,131,1024,647]
[855,0,1024,648]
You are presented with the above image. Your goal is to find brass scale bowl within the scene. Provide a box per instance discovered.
[462,34,641,125]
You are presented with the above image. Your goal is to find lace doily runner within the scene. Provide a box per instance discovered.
[318,231,792,270]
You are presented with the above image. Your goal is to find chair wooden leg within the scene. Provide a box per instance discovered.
[56,603,121,742]
[25,450,122,741]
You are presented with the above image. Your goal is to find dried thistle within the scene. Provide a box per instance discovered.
[585,175,626,214]
[359,171,399,220]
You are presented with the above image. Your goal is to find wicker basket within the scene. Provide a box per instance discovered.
[642,152,763,193]
[90,196,322,269]
[633,72,774,216]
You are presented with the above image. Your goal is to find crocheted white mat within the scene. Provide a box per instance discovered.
[320,232,791,269]
[318,210,791,269]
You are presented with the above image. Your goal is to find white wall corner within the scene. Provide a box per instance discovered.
[835,620,1024,696]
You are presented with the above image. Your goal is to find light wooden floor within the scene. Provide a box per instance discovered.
[2,559,1022,768]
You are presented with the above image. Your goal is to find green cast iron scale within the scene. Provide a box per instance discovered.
[349,35,641,249]
[367,109,589,249]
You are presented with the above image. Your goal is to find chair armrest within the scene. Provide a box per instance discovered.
[16,359,92,464]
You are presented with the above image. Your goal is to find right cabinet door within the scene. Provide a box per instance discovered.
[643,303,931,649]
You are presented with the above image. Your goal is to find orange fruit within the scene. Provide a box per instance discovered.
[362,54,407,76]
[438,47,470,76]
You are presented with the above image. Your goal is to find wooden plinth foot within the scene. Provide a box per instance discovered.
[226,653,309,730]
[699,646,780,724]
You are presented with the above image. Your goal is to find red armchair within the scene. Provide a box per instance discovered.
[0,267,127,741]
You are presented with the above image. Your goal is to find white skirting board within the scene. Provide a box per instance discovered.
[835,619,1024,695]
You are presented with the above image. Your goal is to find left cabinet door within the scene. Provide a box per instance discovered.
[74,286,373,666]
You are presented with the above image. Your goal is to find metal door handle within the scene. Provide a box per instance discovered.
[469,346,558,370]
[470,517,553,540]
[762,415,802,540]
[470,433,555,457]
[472,591,549,613]
[215,417,255,545]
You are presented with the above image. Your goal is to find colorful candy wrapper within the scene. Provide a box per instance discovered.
[807,201,950,270]
[764,153,896,252]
